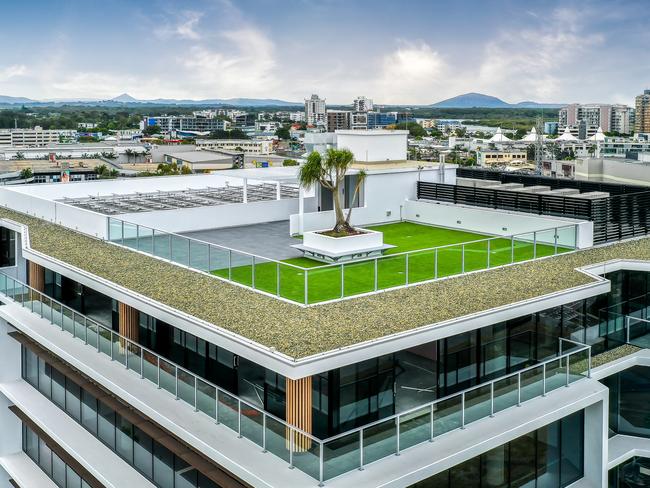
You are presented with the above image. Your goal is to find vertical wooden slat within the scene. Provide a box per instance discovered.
[118,302,139,351]
[28,261,45,292]
[286,376,312,451]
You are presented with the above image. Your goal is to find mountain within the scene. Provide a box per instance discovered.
[111,93,138,103]
[0,95,36,104]
[431,93,510,108]
[430,92,564,109]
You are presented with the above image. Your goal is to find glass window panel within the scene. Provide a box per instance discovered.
[134,427,154,479]
[52,451,66,487]
[116,414,134,463]
[175,456,198,488]
[81,389,98,435]
[67,466,82,488]
[98,401,116,449]
[38,437,52,476]
[51,367,66,409]
[65,379,82,422]
[560,411,584,486]
[153,443,174,488]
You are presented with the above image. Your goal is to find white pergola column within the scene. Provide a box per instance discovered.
[242,177,248,203]
[299,187,305,235]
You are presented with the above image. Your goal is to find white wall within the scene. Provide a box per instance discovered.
[0,320,23,462]
[335,130,409,162]
[122,196,317,233]
[0,188,108,239]
[290,166,456,234]
[403,200,593,248]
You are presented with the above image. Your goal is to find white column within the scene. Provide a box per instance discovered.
[243,177,248,203]
[299,187,305,235]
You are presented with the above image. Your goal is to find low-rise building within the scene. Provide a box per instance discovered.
[326,110,351,132]
[195,138,273,155]
[163,150,236,171]
[0,128,65,147]
[477,149,528,167]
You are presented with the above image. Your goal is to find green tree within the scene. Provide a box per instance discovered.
[20,168,33,180]
[208,129,249,139]
[275,126,291,140]
[394,122,427,137]
[298,149,366,235]
[283,159,299,166]
[143,125,161,136]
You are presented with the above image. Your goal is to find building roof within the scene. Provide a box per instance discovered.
[489,127,511,143]
[557,126,578,141]
[588,127,606,142]
[163,150,232,164]
[4,205,650,359]
[521,127,538,142]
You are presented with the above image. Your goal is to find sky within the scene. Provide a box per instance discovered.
[1,0,649,105]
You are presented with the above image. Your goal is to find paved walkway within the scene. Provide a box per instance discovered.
[181,221,303,261]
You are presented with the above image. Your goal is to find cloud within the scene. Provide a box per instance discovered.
[474,7,604,102]
[0,64,27,82]
[373,42,448,104]
[154,11,203,40]
[181,27,280,97]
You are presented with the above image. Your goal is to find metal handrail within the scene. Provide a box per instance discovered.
[625,315,650,344]
[0,272,592,485]
[320,338,591,445]
[107,215,579,306]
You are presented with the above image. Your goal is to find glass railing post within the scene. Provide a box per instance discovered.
[533,231,537,259]
[434,248,438,279]
[289,430,294,468]
[187,239,191,268]
[429,403,435,442]
[461,244,465,273]
[588,347,592,378]
[461,393,466,429]
[405,253,409,285]
[125,341,129,370]
[262,414,267,453]
[374,259,378,291]
[490,382,495,417]
[252,256,256,289]
[215,389,220,425]
[542,363,547,397]
[96,324,100,351]
[359,429,364,471]
[140,353,144,379]
[228,250,232,280]
[565,356,570,387]
[83,318,88,345]
[237,399,242,438]
[276,263,280,297]
[157,356,161,389]
[517,374,521,406]
[511,235,515,263]
[626,317,630,344]
[487,239,491,269]
[304,268,308,305]
[554,227,559,254]
[121,220,124,246]
[340,264,344,299]
[194,376,198,412]
[318,442,324,486]
[396,415,401,455]
[574,224,578,250]
[175,367,179,399]
[110,330,114,361]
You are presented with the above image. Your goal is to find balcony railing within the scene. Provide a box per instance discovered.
[107,217,579,306]
[0,271,592,485]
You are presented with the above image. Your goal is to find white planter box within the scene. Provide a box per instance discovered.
[301,228,384,255]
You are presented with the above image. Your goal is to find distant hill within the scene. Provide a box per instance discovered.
[0,95,36,104]
[0,93,302,108]
[430,92,564,109]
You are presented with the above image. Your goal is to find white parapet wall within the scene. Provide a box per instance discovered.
[403,200,593,248]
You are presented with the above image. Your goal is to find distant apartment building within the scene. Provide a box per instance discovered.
[304,94,326,127]
[289,111,305,122]
[0,128,63,147]
[195,138,273,155]
[254,121,281,132]
[367,111,397,128]
[544,121,559,135]
[437,119,463,131]
[353,96,373,112]
[77,122,98,130]
[559,103,633,134]
[635,89,650,134]
[326,110,351,132]
[418,119,437,129]
[351,112,369,130]
[143,116,230,133]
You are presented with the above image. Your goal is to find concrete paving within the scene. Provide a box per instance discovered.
[181,220,303,261]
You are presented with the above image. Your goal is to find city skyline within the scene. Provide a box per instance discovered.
[0,0,649,105]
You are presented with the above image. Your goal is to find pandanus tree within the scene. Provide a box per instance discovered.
[298,149,366,235]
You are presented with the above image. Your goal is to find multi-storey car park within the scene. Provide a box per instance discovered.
[0,162,648,488]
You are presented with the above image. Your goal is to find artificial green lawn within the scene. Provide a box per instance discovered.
[213,222,570,304]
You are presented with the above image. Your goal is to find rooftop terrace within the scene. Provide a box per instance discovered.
[3,206,650,359]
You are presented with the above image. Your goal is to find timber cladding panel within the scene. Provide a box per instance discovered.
[286,377,313,451]
[28,261,45,292]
